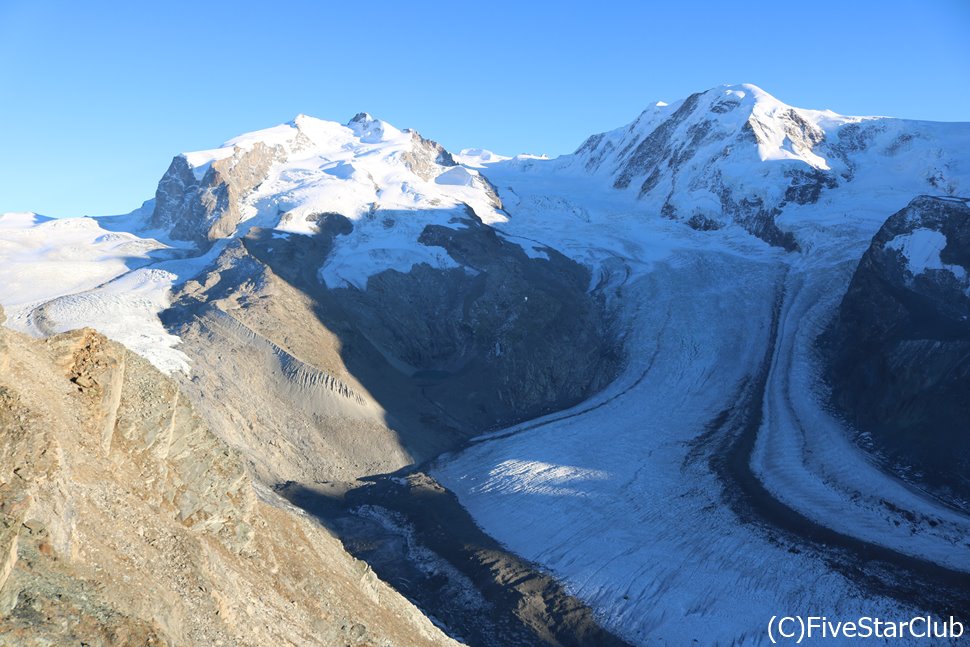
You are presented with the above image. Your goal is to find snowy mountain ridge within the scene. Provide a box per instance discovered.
[498,83,968,249]
[155,111,506,232]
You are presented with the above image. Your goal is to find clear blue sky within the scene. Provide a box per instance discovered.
[2,0,968,218]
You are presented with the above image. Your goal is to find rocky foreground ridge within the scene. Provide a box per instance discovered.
[0,305,459,646]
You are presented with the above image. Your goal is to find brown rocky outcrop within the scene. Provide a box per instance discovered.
[150,142,285,246]
[0,319,460,646]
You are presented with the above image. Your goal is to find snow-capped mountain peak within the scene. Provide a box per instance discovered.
[574,83,836,179]
[525,83,969,249]
[148,111,505,251]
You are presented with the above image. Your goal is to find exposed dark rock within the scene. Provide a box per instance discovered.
[886,132,917,156]
[783,168,839,205]
[715,179,799,251]
[574,132,605,170]
[639,168,663,196]
[306,211,355,237]
[777,108,825,154]
[335,212,619,429]
[827,121,886,182]
[824,195,970,506]
[150,155,197,235]
[710,97,741,114]
[687,213,723,231]
[660,197,678,219]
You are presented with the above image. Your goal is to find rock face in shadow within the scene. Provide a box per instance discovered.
[336,212,620,430]
[0,319,460,646]
[825,195,970,506]
[263,211,619,432]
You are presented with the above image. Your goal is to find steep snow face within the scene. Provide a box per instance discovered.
[502,84,969,249]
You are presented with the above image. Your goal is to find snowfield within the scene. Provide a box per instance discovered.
[0,208,223,373]
[0,212,165,327]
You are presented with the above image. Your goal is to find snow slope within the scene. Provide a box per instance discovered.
[0,212,164,323]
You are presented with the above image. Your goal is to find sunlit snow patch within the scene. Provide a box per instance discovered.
[886,228,967,279]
